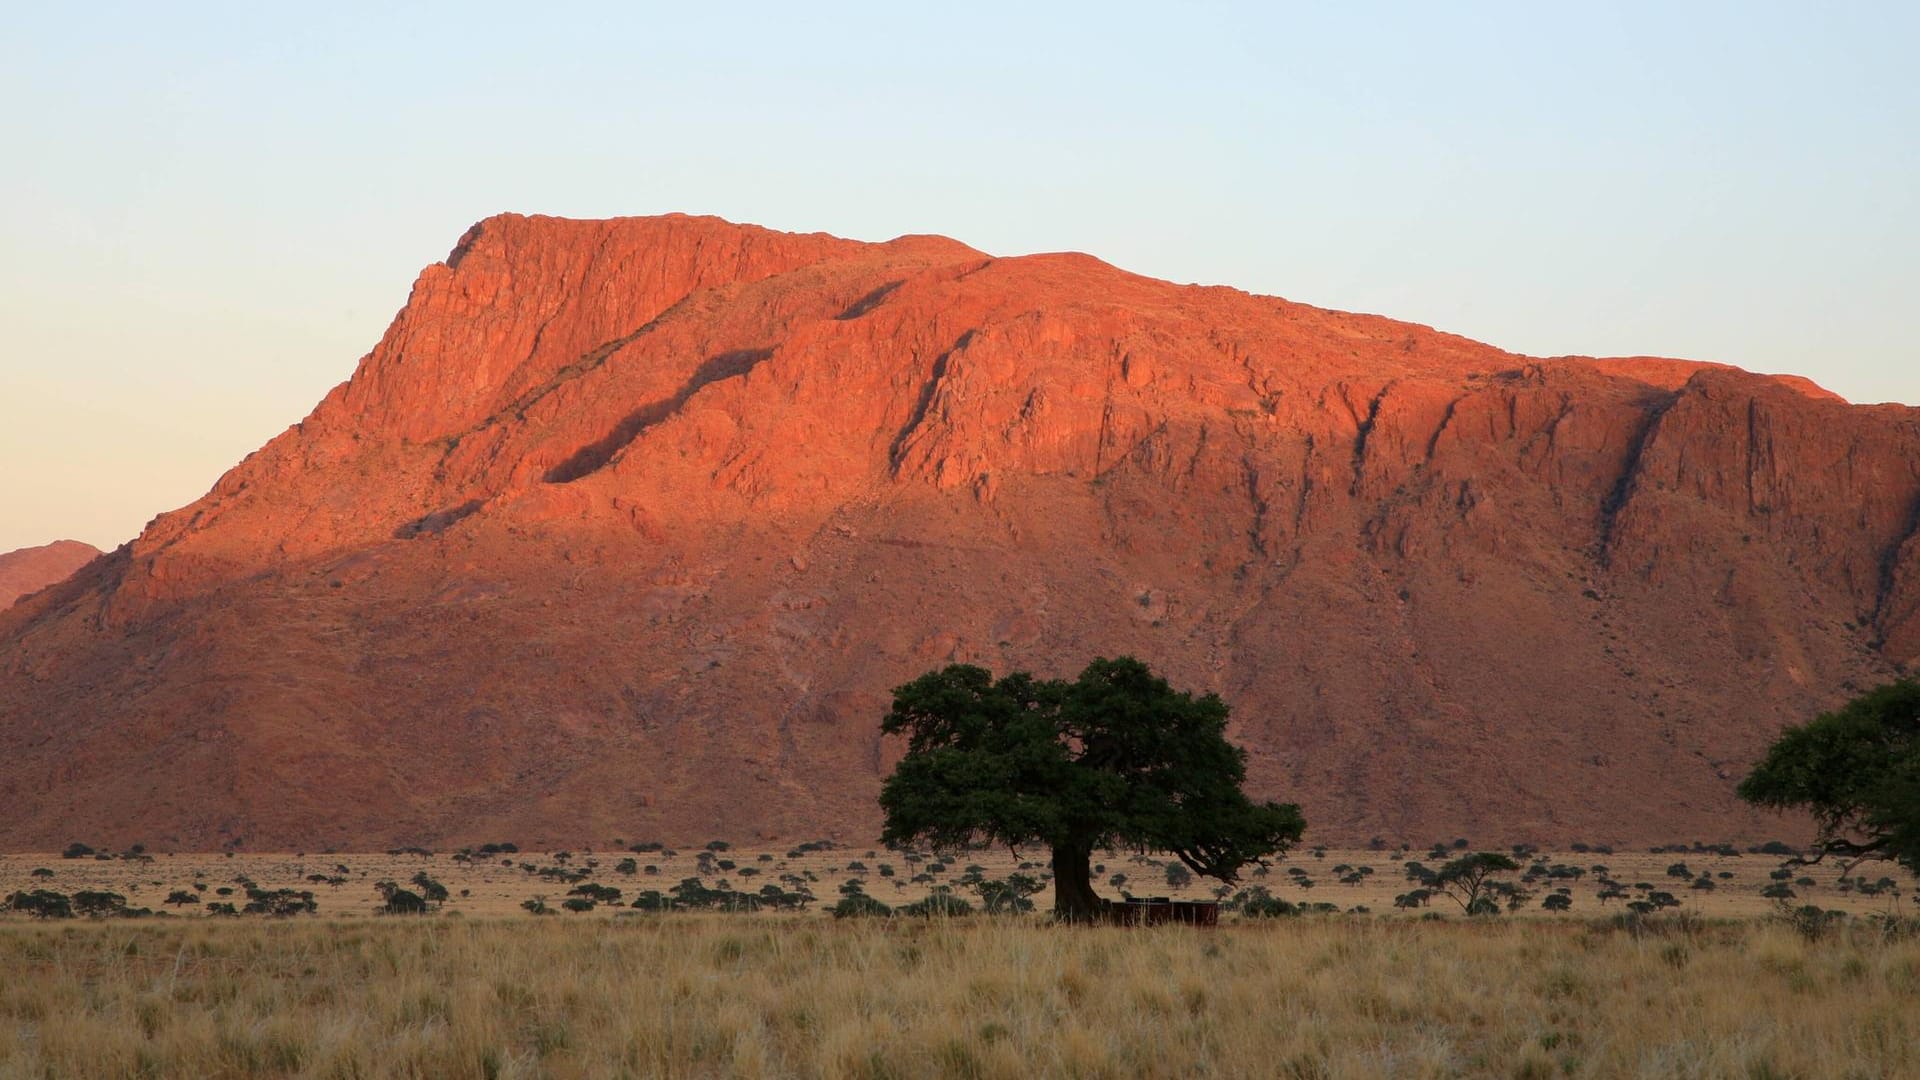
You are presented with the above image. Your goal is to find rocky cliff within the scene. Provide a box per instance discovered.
[2,213,1915,851]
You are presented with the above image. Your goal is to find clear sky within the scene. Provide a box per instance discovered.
[2,2,1915,552]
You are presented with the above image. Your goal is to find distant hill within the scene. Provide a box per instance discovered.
[1,213,1916,851]
[0,540,99,610]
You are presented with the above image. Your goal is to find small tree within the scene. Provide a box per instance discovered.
[830,880,892,919]
[971,873,1045,914]
[1738,680,1920,879]
[878,658,1305,921]
[1431,852,1522,915]
[374,881,430,914]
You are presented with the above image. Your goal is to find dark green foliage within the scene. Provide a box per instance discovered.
[164,890,198,906]
[878,657,1305,920]
[1779,905,1850,941]
[1432,852,1524,916]
[569,883,623,904]
[61,843,94,859]
[242,887,317,916]
[520,897,551,915]
[374,881,430,914]
[205,902,238,916]
[410,872,450,904]
[5,889,74,918]
[829,883,894,914]
[1738,679,1920,879]
[1542,893,1573,912]
[666,876,778,912]
[1231,885,1299,917]
[756,883,814,911]
[614,858,638,875]
[898,889,973,917]
[561,898,597,913]
[971,873,1044,914]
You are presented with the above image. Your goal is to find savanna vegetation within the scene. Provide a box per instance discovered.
[2,667,1917,1076]
[2,913,1918,1078]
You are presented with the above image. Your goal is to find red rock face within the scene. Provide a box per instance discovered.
[2,213,1916,851]
[0,540,99,611]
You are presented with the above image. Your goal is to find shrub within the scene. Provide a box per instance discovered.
[242,887,317,916]
[61,843,95,859]
[5,889,73,918]
[899,889,973,917]
[410,873,450,904]
[561,898,597,913]
[375,882,430,915]
[972,873,1044,914]
[1542,893,1572,912]
[831,892,893,919]
[1233,885,1299,917]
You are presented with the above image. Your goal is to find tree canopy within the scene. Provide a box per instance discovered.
[878,656,1305,920]
[1737,679,1920,878]
[1431,852,1524,915]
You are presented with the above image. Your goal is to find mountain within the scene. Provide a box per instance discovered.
[2,213,1916,852]
[0,540,100,611]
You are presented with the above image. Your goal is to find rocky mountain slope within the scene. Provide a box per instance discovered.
[2,214,1915,851]
[0,540,99,611]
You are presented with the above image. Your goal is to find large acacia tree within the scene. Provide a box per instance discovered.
[1738,679,1920,879]
[878,657,1305,920]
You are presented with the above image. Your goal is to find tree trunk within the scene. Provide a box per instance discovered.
[1050,838,1118,922]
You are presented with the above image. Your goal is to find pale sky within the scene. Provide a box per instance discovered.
[2,2,1915,553]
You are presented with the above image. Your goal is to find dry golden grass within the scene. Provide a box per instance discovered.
[0,914,1916,1078]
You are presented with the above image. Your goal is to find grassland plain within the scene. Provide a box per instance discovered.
[1,913,1918,1079]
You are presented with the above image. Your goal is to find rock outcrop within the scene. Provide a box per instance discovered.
[0,540,99,611]
[2,213,1914,851]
